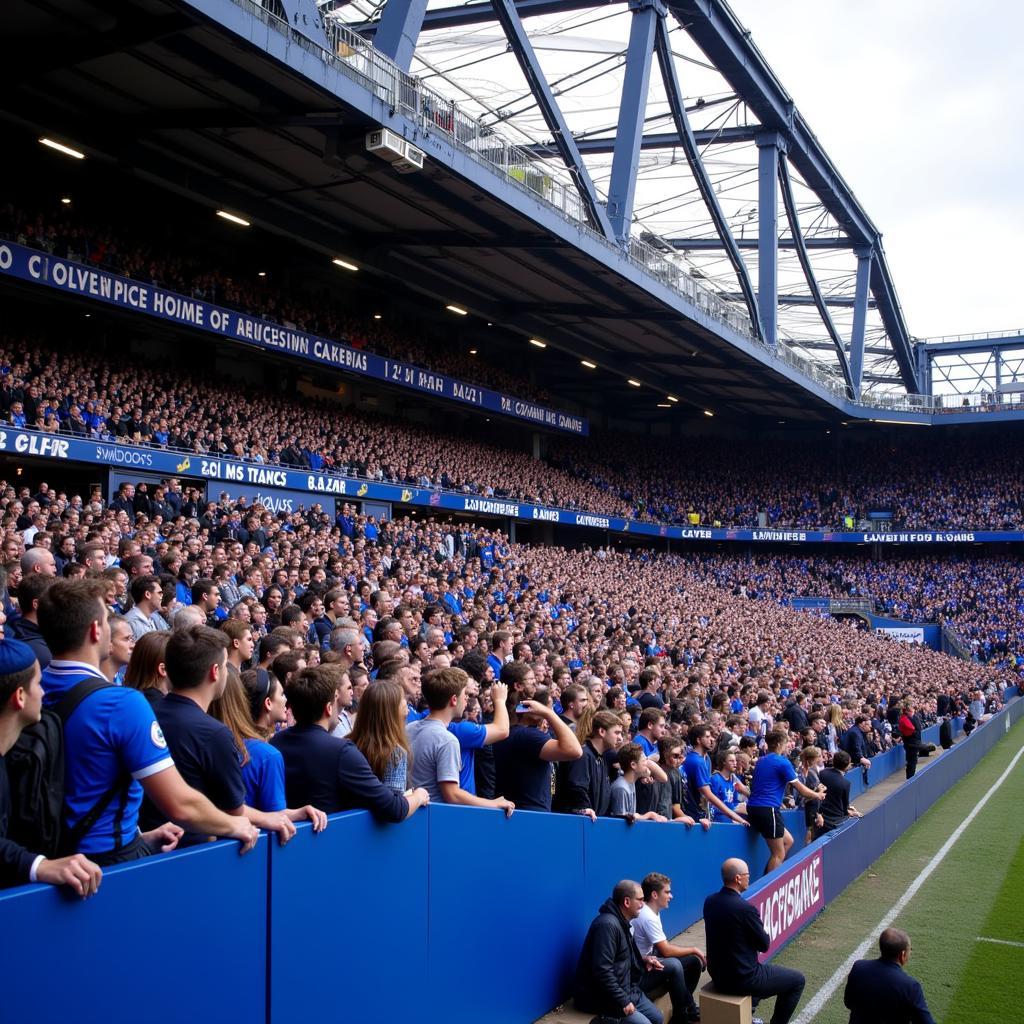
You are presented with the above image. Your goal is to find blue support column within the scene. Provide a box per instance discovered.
[850,246,873,398]
[916,342,931,400]
[995,349,1003,389]
[373,0,430,71]
[654,18,763,339]
[607,0,662,242]
[756,133,780,347]
[279,0,329,48]
[490,0,616,239]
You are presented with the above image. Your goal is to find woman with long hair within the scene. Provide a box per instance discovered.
[123,630,171,708]
[347,680,411,794]
[262,585,285,630]
[210,670,327,832]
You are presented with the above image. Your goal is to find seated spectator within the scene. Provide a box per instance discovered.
[407,667,515,815]
[610,743,668,823]
[632,872,704,1024]
[0,637,103,895]
[492,685,581,812]
[271,665,428,821]
[38,580,258,865]
[574,879,665,1024]
[124,574,164,640]
[554,709,624,819]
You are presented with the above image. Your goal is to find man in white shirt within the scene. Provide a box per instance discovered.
[632,872,705,1024]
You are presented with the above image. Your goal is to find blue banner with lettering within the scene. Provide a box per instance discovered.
[0,240,587,436]
[1,428,1021,545]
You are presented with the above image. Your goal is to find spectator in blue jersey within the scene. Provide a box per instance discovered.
[38,580,258,865]
[407,667,515,815]
[709,748,749,822]
[683,725,748,826]
[0,637,103,895]
[210,668,326,833]
[487,629,511,680]
[145,625,296,848]
[493,685,581,811]
[747,729,825,873]
[272,664,429,821]
[634,707,667,761]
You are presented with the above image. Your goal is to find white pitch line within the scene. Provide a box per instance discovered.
[976,936,1024,949]
[791,741,1024,1024]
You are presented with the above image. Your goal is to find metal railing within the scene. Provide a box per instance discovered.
[212,2,1024,421]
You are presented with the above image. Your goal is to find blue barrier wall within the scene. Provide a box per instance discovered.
[0,836,270,1023]
[2,702,1018,1024]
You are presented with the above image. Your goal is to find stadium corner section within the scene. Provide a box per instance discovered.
[737,691,1024,964]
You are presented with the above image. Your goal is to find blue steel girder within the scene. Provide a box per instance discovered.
[360,0,621,36]
[525,126,756,158]
[654,16,763,340]
[777,149,853,393]
[606,0,662,241]
[920,334,1024,354]
[849,246,872,397]
[671,237,855,250]
[372,0,430,70]
[280,0,329,47]
[668,0,918,392]
[487,0,616,239]
[756,132,780,347]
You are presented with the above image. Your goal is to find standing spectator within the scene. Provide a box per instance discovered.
[38,580,258,864]
[747,729,823,873]
[554,709,623,818]
[841,715,873,772]
[347,679,412,793]
[703,858,806,1024]
[271,665,428,821]
[407,668,515,814]
[574,879,666,1024]
[144,624,295,847]
[632,872,704,1024]
[8,574,54,669]
[100,614,135,684]
[492,686,581,812]
[709,748,749,823]
[814,750,861,838]
[609,743,667,823]
[124,630,171,709]
[0,637,103,895]
[684,724,748,826]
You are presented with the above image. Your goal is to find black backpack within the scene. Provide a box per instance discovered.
[6,678,122,857]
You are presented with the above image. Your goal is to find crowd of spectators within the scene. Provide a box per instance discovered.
[687,553,1024,672]
[0,470,1013,895]
[3,330,1024,532]
[0,201,552,405]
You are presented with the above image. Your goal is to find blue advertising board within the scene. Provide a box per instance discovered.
[0,240,588,436]
[2,427,1022,545]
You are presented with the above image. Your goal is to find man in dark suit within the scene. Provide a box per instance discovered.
[703,858,805,1024]
[844,928,935,1023]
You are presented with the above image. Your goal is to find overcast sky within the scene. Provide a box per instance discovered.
[728,1,1024,339]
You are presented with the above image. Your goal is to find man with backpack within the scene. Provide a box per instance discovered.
[26,579,259,866]
[0,637,102,894]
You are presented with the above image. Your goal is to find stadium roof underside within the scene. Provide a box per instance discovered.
[1,0,931,424]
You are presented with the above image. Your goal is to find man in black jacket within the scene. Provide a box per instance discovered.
[703,858,805,1024]
[574,879,665,1024]
[844,928,935,1024]
[555,710,623,817]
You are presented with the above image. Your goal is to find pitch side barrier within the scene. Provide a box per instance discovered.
[4,425,1024,548]
[743,689,1023,966]
[0,697,1017,1024]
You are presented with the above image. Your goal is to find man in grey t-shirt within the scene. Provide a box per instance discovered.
[406,668,515,814]
[408,717,461,803]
